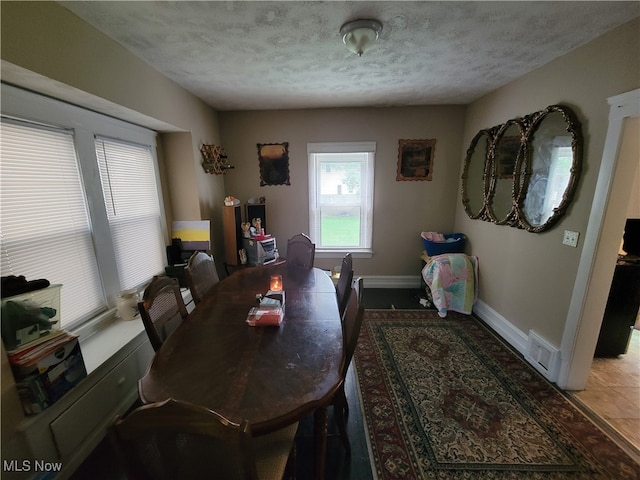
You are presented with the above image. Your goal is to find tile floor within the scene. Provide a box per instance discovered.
[571,328,640,457]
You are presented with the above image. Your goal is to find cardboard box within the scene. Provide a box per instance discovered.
[1,285,62,351]
[10,334,87,415]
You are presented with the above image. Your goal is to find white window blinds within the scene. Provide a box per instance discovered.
[95,137,165,290]
[0,119,106,325]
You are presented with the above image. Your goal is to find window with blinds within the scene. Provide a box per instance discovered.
[1,119,106,325]
[1,86,166,330]
[95,137,165,290]
[308,142,375,254]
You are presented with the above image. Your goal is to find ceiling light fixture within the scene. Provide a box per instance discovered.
[339,19,383,57]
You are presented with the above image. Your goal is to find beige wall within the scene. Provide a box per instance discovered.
[625,131,640,220]
[454,19,640,346]
[219,106,466,275]
[0,1,226,458]
[0,1,227,262]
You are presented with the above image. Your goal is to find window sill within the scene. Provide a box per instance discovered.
[76,315,146,375]
[71,288,192,374]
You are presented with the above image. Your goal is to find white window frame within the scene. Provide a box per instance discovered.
[1,84,167,331]
[308,142,375,259]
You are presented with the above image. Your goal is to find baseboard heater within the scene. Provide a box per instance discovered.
[525,330,560,381]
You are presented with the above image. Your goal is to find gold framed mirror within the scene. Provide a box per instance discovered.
[517,105,583,232]
[486,119,526,225]
[461,128,493,219]
[461,104,582,232]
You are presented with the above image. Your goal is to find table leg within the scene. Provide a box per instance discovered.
[313,406,328,480]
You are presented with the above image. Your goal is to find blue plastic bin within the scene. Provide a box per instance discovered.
[422,233,466,257]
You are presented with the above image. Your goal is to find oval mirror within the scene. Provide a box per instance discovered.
[487,119,526,225]
[518,105,582,232]
[461,129,492,219]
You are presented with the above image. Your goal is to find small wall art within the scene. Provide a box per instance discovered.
[397,139,436,181]
[257,142,290,186]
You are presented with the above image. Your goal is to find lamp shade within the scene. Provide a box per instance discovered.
[339,19,383,57]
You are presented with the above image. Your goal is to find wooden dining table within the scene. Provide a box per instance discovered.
[138,262,344,480]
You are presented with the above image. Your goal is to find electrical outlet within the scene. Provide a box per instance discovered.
[562,230,579,247]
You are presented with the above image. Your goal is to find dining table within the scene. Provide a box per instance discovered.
[138,262,344,480]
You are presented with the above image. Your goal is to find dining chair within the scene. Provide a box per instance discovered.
[335,253,354,318]
[185,251,220,305]
[138,275,189,352]
[285,233,315,269]
[110,398,298,480]
[352,276,364,305]
[332,286,365,454]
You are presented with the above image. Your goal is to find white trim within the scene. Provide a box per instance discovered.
[316,250,373,259]
[361,275,422,289]
[558,89,640,390]
[472,300,529,356]
[307,141,376,153]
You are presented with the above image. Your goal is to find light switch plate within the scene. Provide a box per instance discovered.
[563,230,579,247]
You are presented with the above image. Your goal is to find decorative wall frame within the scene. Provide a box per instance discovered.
[396,139,436,181]
[257,142,290,186]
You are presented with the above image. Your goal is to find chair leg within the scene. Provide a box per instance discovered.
[333,387,351,455]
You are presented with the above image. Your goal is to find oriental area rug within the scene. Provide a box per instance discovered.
[354,310,639,480]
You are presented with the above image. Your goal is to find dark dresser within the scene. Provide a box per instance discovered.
[594,254,640,356]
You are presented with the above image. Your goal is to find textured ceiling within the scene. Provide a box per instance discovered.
[59,1,639,111]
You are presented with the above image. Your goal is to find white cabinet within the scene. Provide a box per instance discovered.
[13,324,153,479]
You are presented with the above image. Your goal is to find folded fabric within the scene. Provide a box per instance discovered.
[421,231,445,242]
[421,254,478,318]
[1,276,50,298]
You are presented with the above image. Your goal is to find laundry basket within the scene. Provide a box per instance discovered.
[421,233,466,257]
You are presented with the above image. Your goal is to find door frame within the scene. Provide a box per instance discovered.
[558,89,640,390]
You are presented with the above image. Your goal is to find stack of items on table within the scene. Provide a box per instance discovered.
[419,232,479,318]
[1,276,87,415]
[246,290,285,327]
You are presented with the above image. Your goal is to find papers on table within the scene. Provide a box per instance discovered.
[246,290,285,326]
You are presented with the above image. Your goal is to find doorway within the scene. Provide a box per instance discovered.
[559,91,639,456]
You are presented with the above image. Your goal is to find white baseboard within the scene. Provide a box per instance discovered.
[473,300,560,384]
[361,275,423,289]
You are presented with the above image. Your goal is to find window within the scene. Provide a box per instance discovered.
[1,85,165,330]
[1,120,105,324]
[308,142,375,256]
[95,137,165,290]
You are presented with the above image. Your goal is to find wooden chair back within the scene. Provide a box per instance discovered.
[111,398,297,480]
[110,398,259,480]
[336,253,354,318]
[138,276,188,352]
[341,286,365,378]
[185,251,220,304]
[353,276,364,305]
[285,233,315,269]
[332,286,365,453]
